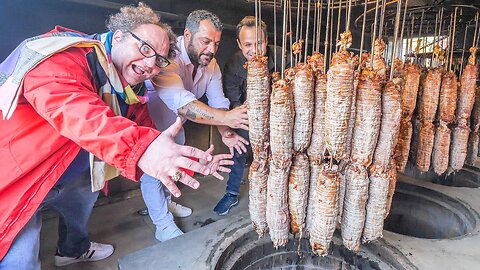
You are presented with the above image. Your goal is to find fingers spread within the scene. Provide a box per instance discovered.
[179,174,200,189]
[175,156,210,175]
[212,172,224,180]
[178,145,212,162]
[160,177,182,197]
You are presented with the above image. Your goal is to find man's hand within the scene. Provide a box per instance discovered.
[138,117,213,198]
[224,104,249,130]
[200,145,234,180]
[220,128,249,155]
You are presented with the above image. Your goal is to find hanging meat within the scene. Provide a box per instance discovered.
[246,55,270,159]
[371,78,403,172]
[432,123,452,174]
[372,39,387,82]
[431,71,458,175]
[437,71,458,124]
[267,79,294,248]
[325,31,355,161]
[288,153,310,235]
[249,159,269,237]
[246,55,270,237]
[450,123,471,171]
[307,75,327,159]
[466,86,480,165]
[341,164,369,252]
[309,162,340,256]
[350,67,382,167]
[394,119,413,173]
[292,63,315,153]
[306,160,321,236]
[456,48,478,121]
[450,49,478,171]
[363,164,390,243]
[401,63,421,119]
[384,158,398,218]
[416,121,436,172]
[418,67,443,122]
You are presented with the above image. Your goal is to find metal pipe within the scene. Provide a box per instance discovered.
[399,0,409,61]
[450,8,458,71]
[359,0,368,72]
[324,0,331,73]
[282,0,288,77]
[335,0,342,52]
[305,0,312,62]
[390,0,402,81]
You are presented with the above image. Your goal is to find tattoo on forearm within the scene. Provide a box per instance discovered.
[186,109,197,120]
[184,101,215,121]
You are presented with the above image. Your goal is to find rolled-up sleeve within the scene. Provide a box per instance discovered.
[206,63,230,109]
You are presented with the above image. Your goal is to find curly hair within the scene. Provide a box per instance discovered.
[185,10,223,36]
[106,2,178,59]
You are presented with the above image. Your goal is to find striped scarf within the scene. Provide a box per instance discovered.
[0,25,148,120]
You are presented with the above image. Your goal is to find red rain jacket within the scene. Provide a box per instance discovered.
[0,45,161,260]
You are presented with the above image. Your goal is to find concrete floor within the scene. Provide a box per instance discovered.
[39,170,248,270]
[38,164,480,270]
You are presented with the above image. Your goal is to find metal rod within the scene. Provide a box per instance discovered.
[296,0,301,42]
[461,23,469,76]
[359,0,368,72]
[274,0,277,71]
[324,0,331,73]
[379,0,386,39]
[371,0,380,65]
[313,0,317,52]
[390,0,402,81]
[282,0,288,77]
[329,2,334,62]
[305,0,312,62]
[474,12,480,48]
[317,0,323,52]
[346,0,353,32]
[399,0,408,61]
[255,0,258,55]
[450,8,458,71]
[289,0,294,66]
[335,0,342,52]
[259,0,263,55]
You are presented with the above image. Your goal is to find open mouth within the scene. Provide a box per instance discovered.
[132,64,146,75]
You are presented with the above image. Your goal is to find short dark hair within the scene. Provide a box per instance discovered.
[185,10,223,36]
[236,16,267,40]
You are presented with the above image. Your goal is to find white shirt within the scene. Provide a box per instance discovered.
[147,36,230,144]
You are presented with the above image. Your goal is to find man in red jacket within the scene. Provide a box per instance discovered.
[0,2,230,269]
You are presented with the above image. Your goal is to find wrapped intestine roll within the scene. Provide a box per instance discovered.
[342,164,369,252]
[267,79,294,248]
[288,153,310,235]
[249,159,269,237]
[432,122,452,175]
[325,31,355,161]
[309,163,340,256]
[416,121,436,172]
[292,63,315,153]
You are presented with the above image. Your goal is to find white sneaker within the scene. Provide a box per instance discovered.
[168,201,192,218]
[155,222,184,242]
[54,242,114,266]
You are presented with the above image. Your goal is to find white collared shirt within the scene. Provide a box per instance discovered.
[147,36,229,144]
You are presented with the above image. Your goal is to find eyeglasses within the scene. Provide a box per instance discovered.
[128,31,170,68]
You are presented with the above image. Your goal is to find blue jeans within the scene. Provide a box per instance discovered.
[0,170,99,270]
[140,174,174,231]
[226,129,251,196]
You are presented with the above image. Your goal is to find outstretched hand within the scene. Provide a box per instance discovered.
[138,117,213,198]
[200,145,234,180]
[221,129,249,155]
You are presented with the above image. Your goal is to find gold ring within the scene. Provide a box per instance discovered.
[171,170,183,182]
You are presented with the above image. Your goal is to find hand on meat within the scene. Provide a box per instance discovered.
[224,104,249,130]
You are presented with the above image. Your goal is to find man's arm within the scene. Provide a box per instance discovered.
[178,100,248,130]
